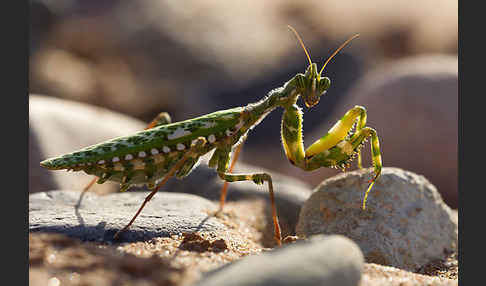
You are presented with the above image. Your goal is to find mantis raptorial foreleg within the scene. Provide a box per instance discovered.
[281,105,382,209]
[305,105,367,165]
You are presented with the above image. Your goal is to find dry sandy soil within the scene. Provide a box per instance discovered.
[29,199,457,286]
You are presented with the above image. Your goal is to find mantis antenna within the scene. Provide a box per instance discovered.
[287,25,312,66]
[319,33,360,76]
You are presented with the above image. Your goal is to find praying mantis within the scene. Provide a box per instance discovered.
[40,26,382,246]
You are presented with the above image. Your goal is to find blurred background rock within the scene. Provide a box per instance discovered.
[29,0,458,207]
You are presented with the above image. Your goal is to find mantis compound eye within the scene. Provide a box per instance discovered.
[320,77,331,93]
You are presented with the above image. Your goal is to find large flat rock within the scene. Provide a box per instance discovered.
[29,190,226,243]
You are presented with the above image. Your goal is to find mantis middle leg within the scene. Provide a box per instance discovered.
[209,143,282,246]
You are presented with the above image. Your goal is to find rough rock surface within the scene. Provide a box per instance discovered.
[29,190,226,243]
[194,235,364,286]
[296,167,458,272]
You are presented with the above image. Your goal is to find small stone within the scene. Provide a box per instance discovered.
[194,235,364,286]
[210,239,228,252]
[296,167,458,272]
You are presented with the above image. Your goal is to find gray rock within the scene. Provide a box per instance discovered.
[29,94,146,194]
[194,235,364,286]
[296,167,457,272]
[29,190,226,243]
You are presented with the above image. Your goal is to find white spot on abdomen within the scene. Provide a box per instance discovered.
[221,114,234,120]
[201,121,216,128]
[168,127,191,140]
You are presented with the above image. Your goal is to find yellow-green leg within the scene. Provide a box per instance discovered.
[281,105,382,209]
[306,127,382,209]
[305,105,367,165]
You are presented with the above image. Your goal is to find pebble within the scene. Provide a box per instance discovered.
[194,235,364,286]
[296,167,458,272]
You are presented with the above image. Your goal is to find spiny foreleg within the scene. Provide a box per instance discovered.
[305,105,367,167]
[306,127,382,209]
[281,105,382,209]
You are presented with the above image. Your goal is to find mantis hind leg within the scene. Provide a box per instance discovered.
[218,171,282,246]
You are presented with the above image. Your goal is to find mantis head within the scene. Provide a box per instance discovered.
[288,25,359,108]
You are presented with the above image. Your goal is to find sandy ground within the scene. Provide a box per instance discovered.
[29,199,458,286]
